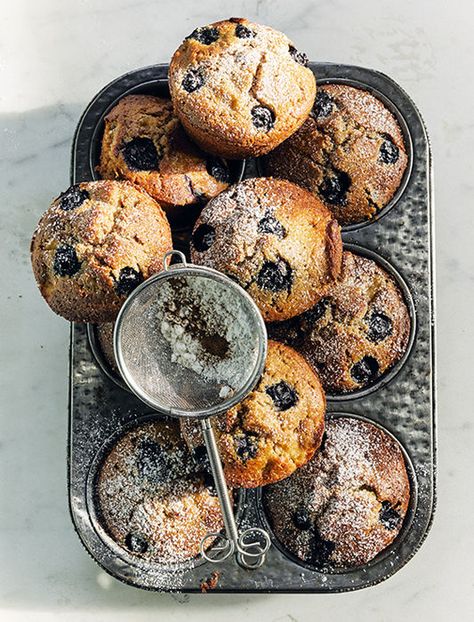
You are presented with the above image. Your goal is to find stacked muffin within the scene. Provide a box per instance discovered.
[30,17,412,569]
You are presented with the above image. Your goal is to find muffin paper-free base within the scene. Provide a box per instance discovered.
[68,62,436,592]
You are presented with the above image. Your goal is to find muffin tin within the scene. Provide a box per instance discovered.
[68,62,436,592]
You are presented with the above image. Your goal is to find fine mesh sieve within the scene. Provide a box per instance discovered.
[114,251,271,568]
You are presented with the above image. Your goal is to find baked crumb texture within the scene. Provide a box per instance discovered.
[181,340,326,488]
[96,419,225,564]
[268,251,411,394]
[190,177,342,322]
[30,180,172,322]
[98,94,232,221]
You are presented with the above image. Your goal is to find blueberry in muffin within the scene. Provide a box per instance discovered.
[98,95,233,225]
[96,419,225,564]
[268,251,411,394]
[262,83,409,226]
[30,180,172,323]
[180,340,326,488]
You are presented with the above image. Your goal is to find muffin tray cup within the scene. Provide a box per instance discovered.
[68,62,435,592]
[257,412,419,575]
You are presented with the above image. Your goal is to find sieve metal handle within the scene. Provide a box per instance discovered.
[163,249,187,271]
[199,418,271,569]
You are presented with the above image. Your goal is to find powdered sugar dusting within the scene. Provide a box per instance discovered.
[169,18,315,157]
[263,82,408,225]
[263,416,411,568]
[96,419,224,589]
[268,251,411,393]
[153,274,256,393]
[191,181,268,270]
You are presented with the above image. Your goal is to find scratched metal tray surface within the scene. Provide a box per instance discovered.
[68,62,436,592]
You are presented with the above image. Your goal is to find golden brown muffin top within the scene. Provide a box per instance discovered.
[190,177,342,322]
[98,94,232,213]
[96,419,224,564]
[30,180,172,323]
[263,83,408,226]
[169,18,316,158]
[268,251,411,393]
[263,416,410,568]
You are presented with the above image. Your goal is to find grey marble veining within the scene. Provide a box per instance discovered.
[1,0,473,620]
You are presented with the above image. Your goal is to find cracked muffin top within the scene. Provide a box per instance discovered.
[180,340,326,488]
[98,95,232,224]
[190,177,342,322]
[268,251,411,394]
[263,416,410,569]
[30,180,172,323]
[96,419,225,564]
[169,18,316,158]
[262,83,408,226]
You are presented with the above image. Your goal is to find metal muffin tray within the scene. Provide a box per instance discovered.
[68,62,436,592]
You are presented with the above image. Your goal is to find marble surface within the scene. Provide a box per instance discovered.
[0,0,473,620]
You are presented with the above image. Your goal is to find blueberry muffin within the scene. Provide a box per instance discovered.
[263,416,410,568]
[190,177,342,322]
[262,83,408,226]
[169,18,316,158]
[180,340,326,488]
[96,419,224,564]
[98,95,232,224]
[30,180,172,323]
[268,251,411,394]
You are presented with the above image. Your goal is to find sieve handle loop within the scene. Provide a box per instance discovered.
[199,418,270,569]
[236,528,271,569]
[163,249,187,271]
[200,533,234,564]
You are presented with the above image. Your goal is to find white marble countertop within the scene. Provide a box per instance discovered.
[1,0,473,620]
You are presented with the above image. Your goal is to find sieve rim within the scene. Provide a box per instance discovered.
[113,262,268,419]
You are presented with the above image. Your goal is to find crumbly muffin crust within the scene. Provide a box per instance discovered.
[190,177,342,322]
[96,419,224,564]
[169,18,316,158]
[98,95,232,221]
[262,83,408,226]
[268,251,411,393]
[263,416,410,568]
[180,340,326,488]
[30,180,172,323]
